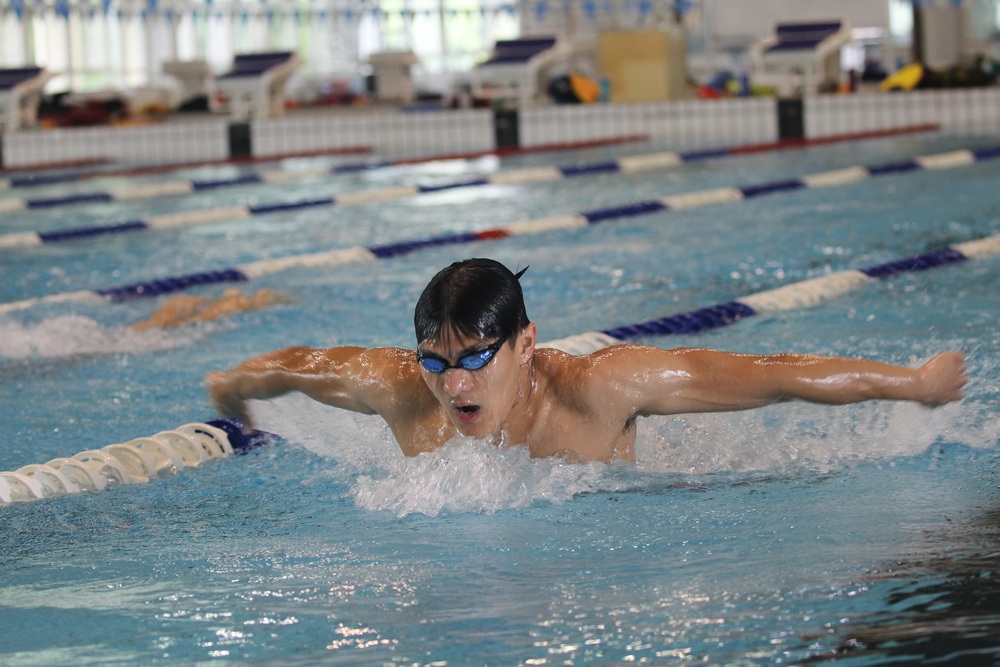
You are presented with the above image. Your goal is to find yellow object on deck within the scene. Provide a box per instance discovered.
[881,63,924,91]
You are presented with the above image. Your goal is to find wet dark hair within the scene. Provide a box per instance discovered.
[414,258,529,345]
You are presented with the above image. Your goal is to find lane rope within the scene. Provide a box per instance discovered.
[0,138,642,198]
[541,236,1000,353]
[0,126,931,194]
[0,126,952,247]
[0,135,652,191]
[0,420,269,505]
[1,146,998,314]
[3,231,995,504]
[0,147,373,191]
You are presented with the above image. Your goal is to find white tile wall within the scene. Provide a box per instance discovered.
[1,119,229,168]
[805,88,1000,137]
[2,89,997,169]
[251,109,494,158]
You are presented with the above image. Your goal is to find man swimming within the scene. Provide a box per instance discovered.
[206,258,968,463]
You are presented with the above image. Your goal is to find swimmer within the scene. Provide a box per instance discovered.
[130,288,295,331]
[206,258,968,463]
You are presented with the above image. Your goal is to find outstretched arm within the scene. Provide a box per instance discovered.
[205,345,416,427]
[591,346,967,418]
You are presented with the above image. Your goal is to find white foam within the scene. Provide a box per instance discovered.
[251,393,624,516]
[635,399,979,475]
[248,392,992,518]
[352,440,624,516]
[0,315,201,359]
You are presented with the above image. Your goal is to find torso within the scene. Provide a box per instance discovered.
[520,402,637,463]
[516,351,638,463]
[379,348,638,463]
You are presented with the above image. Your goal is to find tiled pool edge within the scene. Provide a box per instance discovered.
[1,89,997,169]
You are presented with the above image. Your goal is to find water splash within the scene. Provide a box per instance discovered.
[351,439,624,516]
[250,392,996,517]
[0,315,204,359]
[635,400,979,475]
[251,393,630,516]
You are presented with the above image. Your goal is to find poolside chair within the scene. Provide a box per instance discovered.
[216,51,301,120]
[0,67,55,132]
[472,37,570,107]
[749,20,852,96]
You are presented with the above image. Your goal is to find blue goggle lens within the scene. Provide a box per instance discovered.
[418,357,447,373]
[458,350,493,370]
[417,339,505,374]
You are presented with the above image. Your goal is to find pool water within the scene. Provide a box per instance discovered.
[1,133,999,665]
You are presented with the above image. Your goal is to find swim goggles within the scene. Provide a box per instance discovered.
[416,336,508,373]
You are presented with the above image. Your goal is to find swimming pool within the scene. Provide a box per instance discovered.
[1,132,998,665]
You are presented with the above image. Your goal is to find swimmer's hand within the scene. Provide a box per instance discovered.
[916,351,967,406]
[205,371,254,430]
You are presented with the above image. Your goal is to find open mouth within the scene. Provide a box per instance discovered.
[453,404,481,423]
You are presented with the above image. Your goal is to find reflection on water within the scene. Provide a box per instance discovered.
[814,501,1000,664]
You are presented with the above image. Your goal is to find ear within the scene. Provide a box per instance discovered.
[517,323,537,365]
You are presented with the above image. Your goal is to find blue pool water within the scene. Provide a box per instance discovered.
[1,133,999,665]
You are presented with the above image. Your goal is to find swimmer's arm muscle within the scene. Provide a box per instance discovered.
[600,347,967,417]
[206,346,409,424]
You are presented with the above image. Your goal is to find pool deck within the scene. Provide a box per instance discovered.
[1,88,998,170]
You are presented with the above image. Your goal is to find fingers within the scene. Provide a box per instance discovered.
[204,371,253,428]
[921,351,968,405]
[937,351,968,394]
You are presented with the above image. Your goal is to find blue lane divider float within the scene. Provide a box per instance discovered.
[0,171,91,189]
[3,138,991,249]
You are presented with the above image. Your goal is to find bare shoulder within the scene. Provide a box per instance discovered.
[533,344,696,411]
[341,346,424,389]
[348,346,438,412]
[264,345,427,405]
[286,345,414,373]
[538,344,698,374]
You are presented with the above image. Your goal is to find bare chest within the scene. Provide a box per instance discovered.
[514,398,636,463]
[390,395,636,463]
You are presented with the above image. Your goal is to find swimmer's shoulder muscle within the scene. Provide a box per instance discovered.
[537,344,694,416]
[273,345,431,417]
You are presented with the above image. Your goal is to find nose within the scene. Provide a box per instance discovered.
[442,368,473,396]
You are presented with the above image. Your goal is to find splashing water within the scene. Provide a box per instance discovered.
[636,399,975,474]
[249,391,995,517]
[0,315,204,359]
